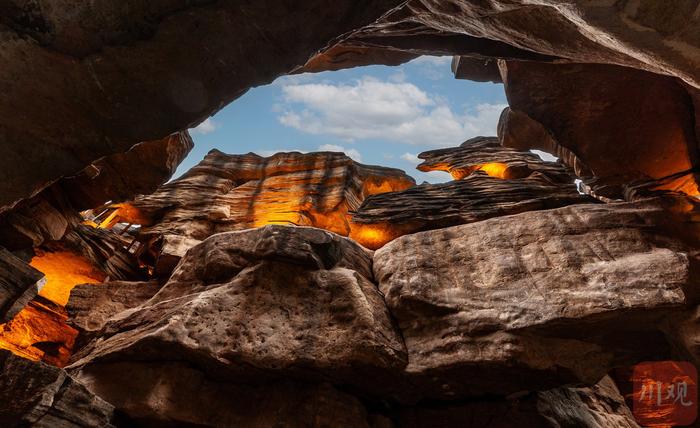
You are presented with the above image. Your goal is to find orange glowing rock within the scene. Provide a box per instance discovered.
[30,250,105,306]
[417,137,574,183]
[127,151,415,242]
[0,300,77,366]
[0,249,105,366]
[475,162,510,179]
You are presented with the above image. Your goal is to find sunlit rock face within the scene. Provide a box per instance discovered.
[0,224,144,366]
[498,61,700,200]
[0,350,117,427]
[373,199,700,399]
[117,150,413,267]
[68,226,407,424]
[0,248,104,366]
[350,137,591,249]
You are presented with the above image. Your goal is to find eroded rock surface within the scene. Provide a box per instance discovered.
[68,226,407,419]
[373,199,700,399]
[66,281,160,345]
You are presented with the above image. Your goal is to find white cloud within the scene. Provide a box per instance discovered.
[318,144,362,162]
[401,152,421,164]
[278,77,505,147]
[190,118,218,135]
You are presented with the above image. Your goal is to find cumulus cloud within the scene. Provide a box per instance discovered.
[400,152,421,164]
[190,118,218,135]
[278,77,505,147]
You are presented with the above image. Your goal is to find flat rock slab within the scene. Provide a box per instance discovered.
[374,199,700,399]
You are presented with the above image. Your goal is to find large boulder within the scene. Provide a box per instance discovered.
[373,199,700,400]
[68,225,407,421]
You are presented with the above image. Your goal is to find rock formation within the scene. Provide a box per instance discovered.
[374,198,700,400]
[497,61,700,200]
[106,150,414,274]
[1,1,700,426]
[350,137,592,249]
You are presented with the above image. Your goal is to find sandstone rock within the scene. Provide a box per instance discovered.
[0,349,116,427]
[0,187,80,251]
[59,225,145,282]
[66,281,160,345]
[0,0,405,213]
[59,132,194,211]
[153,234,202,279]
[416,137,576,182]
[123,150,414,247]
[498,61,700,199]
[0,247,44,322]
[69,226,407,405]
[342,0,700,88]
[350,173,592,250]
[4,0,700,217]
[373,199,700,399]
[350,138,591,249]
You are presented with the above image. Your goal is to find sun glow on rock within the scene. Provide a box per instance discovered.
[0,249,105,366]
[476,162,510,179]
[30,250,105,306]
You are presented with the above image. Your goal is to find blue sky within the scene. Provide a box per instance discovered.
[180,56,508,183]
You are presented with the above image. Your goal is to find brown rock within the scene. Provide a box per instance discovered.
[498,61,700,199]
[0,247,44,322]
[75,360,372,427]
[350,138,591,249]
[373,199,700,399]
[59,132,194,211]
[0,349,116,427]
[66,281,160,344]
[0,0,405,213]
[416,137,576,182]
[69,226,406,403]
[123,150,414,246]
